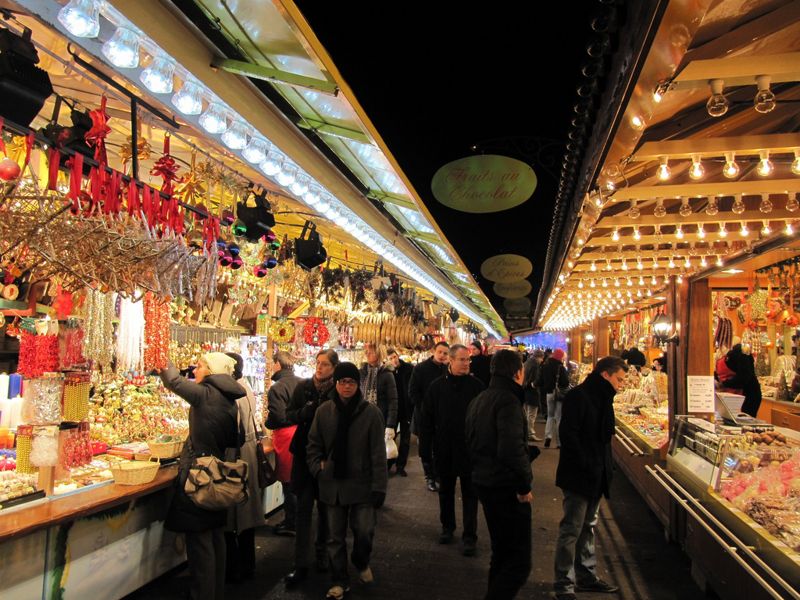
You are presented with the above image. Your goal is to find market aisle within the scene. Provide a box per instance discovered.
[126,433,706,600]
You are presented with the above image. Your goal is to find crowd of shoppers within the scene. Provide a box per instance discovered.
[159,343,626,600]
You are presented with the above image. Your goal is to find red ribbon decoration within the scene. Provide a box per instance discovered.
[150,133,179,196]
[23,133,33,169]
[47,147,61,191]
[0,117,6,155]
[203,216,220,251]
[85,96,111,164]
[127,181,140,218]
[67,153,84,214]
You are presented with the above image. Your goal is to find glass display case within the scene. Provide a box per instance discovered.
[614,368,669,454]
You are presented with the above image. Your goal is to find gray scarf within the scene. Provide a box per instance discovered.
[363,365,379,406]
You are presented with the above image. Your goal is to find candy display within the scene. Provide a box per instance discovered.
[0,471,38,504]
[614,370,670,449]
[24,374,64,424]
[29,426,59,467]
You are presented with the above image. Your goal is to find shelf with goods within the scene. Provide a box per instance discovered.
[657,416,800,598]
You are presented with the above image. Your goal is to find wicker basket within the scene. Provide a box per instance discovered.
[147,438,185,460]
[111,457,160,485]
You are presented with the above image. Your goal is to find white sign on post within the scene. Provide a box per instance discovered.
[687,376,716,413]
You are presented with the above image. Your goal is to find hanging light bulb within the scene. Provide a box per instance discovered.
[705,195,719,216]
[762,220,772,236]
[102,27,140,68]
[638,275,645,285]
[602,278,608,288]
[754,75,777,113]
[652,256,660,269]
[716,255,723,267]
[706,79,729,117]
[630,115,645,130]
[723,152,740,179]
[199,102,228,134]
[757,150,773,176]
[731,194,746,215]
[626,277,633,287]
[787,222,795,235]
[787,194,800,213]
[657,157,671,181]
[684,256,691,268]
[637,258,643,271]
[171,80,203,115]
[637,289,643,298]
[700,255,708,267]
[792,150,800,176]
[605,259,612,271]
[677,274,684,283]
[647,289,653,297]
[590,279,596,288]
[590,261,597,271]
[58,0,99,38]
[759,193,773,214]
[653,198,666,218]
[663,275,670,284]
[697,223,706,239]
[140,55,175,94]
[655,223,663,240]
[739,222,749,237]
[578,280,584,289]
[291,175,310,197]
[612,227,620,241]
[276,164,298,187]
[689,155,705,180]
[621,258,628,271]
[260,150,284,177]
[651,275,657,285]
[675,225,684,239]
[718,223,728,238]
[628,199,640,219]
[242,137,269,164]
[221,121,249,150]
[668,257,676,269]
[631,226,641,241]
[678,197,692,217]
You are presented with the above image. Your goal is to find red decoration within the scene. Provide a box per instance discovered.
[303,317,330,347]
[150,133,179,196]
[85,95,111,164]
[17,333,60,378]
[144,292,170,370]
[0,157,20,181]
[52,286,74,320]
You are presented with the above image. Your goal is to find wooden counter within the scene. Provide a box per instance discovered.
[0,465,178,542]
[757,398,800,429]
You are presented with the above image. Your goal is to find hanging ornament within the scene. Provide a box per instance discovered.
[269,318,295,344]
[84,95,111,164]
[150,133,180,196]
[144,293,170,371]
[0,157,21,181]
[116,295,145,373]
[174,150,207,206]
[265,256,278,269]
[302,317,329,347]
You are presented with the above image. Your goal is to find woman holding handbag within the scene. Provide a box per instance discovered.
[160,352,244,600]
[224,352,267,583]
[541,348,570,449]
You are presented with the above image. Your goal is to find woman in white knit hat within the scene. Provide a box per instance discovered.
[160,352,246,600]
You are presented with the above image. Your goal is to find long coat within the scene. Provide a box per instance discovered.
[556,371,616,499]
[286,378,335,491]
[227,378,266,533]
[160,367,242,532]
[306,392,387,506]
[420,371,484,476]
[359,363,398,428]
[392,359,413,424]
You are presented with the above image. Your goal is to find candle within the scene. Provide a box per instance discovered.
[0,374,8,402]
[8,374,21,398]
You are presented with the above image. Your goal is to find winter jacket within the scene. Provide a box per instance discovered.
[306,392,388,505]
[420,371,484,476]
[266,368,302,430]
[723,344,762,417]
[287,377,335,490]
[540,357,569,395]
[465,375,532,495]
[392,359,413,423]
[228,378,266,533]
[359,363,398,428]
[556,371,616,499]
[409,356,448,410]
[522,357,542,406]
[470,353,491,388]
[160,366,243,532]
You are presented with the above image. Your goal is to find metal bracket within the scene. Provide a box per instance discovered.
[211,57,339,96]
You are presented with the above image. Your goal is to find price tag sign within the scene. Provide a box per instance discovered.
[687,376,715,413]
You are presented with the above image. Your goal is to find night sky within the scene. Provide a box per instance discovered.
[293,2,596,328]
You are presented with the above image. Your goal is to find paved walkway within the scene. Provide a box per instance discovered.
[126,426,707,600]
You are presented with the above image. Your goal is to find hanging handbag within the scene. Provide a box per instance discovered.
[251,409,277,488]
[183,407,249,510]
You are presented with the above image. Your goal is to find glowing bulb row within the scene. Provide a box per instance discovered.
[655,150,800,181]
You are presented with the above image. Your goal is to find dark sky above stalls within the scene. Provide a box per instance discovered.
[293,2,596,329]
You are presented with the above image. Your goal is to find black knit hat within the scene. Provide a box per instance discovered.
[333,361,361,384]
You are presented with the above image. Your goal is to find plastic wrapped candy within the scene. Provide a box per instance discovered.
[24,374,64,424]
[30,426,59,467]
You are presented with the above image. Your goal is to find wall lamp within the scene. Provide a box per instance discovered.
[651,313,679,346]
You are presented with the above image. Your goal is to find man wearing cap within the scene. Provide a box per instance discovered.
[307,362,388,600]
[469,341,491,387]
[541,348,570,449]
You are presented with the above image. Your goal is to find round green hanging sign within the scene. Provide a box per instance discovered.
[504,297,532,315]
[480,254,533,283]
[431,155,537,213]
[493,280,532,299]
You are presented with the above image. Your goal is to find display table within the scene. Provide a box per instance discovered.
[612,418,670,527]
[0,465,185,600]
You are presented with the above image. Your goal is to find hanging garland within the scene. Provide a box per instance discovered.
[144,292,170,371]
[269,318,295,344]
[303,317,330,347]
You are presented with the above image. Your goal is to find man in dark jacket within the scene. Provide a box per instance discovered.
[553,356,628,600]
[522,349,545,443]
[540,348,570,448]
[409,341,449,491]
[387,348,413,476]
[421,344,484,555]
[267,350,303,536]
[624,346,647,370]
[465,350,533,600]
[469,340,491,387]
[284,349,338,586]
[307,362,388,600]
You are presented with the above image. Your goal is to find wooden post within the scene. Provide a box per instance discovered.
[594,318,610,361]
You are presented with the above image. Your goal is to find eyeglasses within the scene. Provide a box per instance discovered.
[336,378,358,386]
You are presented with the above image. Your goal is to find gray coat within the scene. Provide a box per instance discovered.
[228,378,266,532]
[306,394,388,506]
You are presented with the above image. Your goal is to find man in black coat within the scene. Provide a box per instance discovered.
[469,340,491,387]
[553,356,628,600]
[624,346,646,370]
[387,348,413,476]
[465,350,533,600]
[409,341,449,491]
[421,344,485,555]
